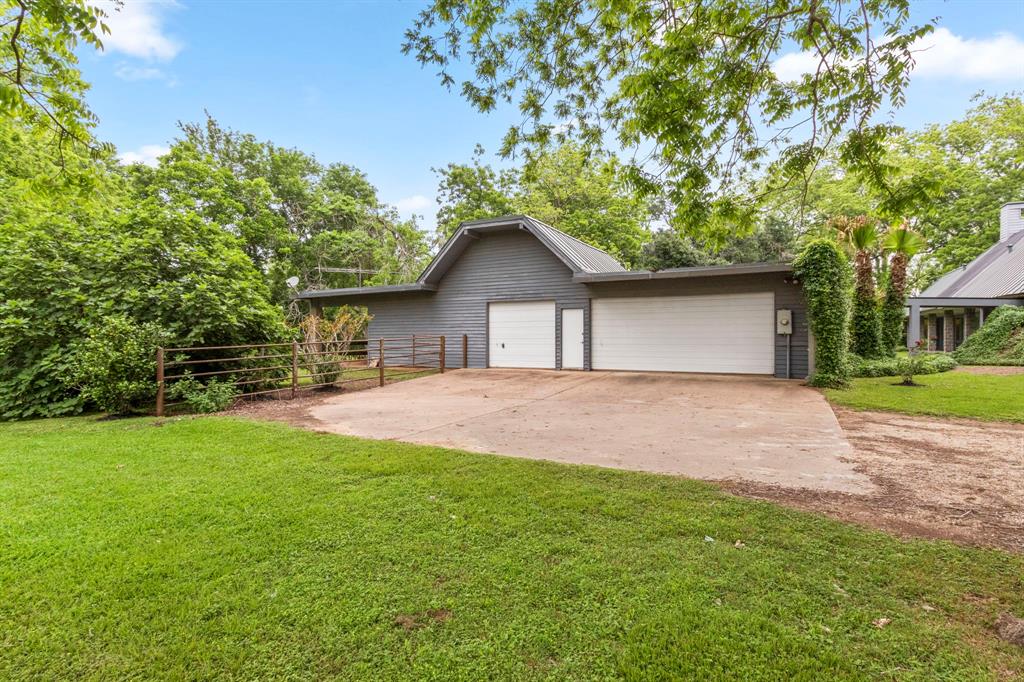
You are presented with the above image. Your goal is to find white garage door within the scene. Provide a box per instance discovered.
[592,292,775,374]
[488,301,556,368]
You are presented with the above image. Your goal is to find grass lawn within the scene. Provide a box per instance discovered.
[826,371,1024,422]
[2,417,1022,680]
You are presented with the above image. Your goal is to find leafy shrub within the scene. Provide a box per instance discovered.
[896,354,926,385]
[851,352,956,378]
[953,306,1024,365]
[166,376,236,414]
[62,316,168,416]
[793,239,852,388]
[0,206,288,420]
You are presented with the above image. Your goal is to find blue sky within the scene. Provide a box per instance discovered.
[80,1,1024,234]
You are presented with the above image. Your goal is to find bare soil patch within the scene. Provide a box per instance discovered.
[721,408,1024,553]
[956,366,1024,376]
[223,387,351,428]
[393,609,452,631]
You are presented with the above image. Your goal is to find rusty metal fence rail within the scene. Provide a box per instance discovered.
[156,334,468,416]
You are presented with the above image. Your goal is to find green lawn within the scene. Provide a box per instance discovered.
[826,371,1024,422]
[2,417,1022,680]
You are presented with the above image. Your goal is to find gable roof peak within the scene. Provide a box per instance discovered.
[418,214,625,285]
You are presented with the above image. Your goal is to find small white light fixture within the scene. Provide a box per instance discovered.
[285,276,300,288]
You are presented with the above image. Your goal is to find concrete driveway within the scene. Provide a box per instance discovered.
[308,369,870,493]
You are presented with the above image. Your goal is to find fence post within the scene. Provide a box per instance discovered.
[378,338,385,387]
[439,335,446,373]
[291,341,298,399]
[412,334,416,367]
[155,346,165,417]
[462,334,468,369]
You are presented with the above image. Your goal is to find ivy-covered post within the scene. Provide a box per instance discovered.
[793,239,853,388]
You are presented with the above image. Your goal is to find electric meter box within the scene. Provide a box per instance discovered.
[776,309,793,335]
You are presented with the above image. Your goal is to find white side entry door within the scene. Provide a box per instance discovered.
[560,308,585,369]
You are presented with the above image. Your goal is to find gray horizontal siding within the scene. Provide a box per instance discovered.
[585,273,809,379]
[312,228,808,379]
[321,229,591,369]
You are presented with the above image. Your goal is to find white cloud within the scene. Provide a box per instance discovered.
[113,62,178,85]
[118,144,169,167]
[394,194,433,213]
[771,51,820,83]
[773,28,1024,82]
[93,0,182,61]
[910,28,1024,80]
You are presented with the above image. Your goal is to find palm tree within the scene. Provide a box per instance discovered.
[835,216,883,358]
[881,223,927,354]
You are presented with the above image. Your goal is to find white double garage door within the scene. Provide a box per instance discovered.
[488,292,775,374]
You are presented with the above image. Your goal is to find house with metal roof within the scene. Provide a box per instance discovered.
[907,201,1024,351]
[297,215,809,378]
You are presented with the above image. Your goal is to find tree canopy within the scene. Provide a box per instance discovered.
[0,115,287,419]
[405,0,932,239]
[766,95,1024,288]
[129,115,430,306]
[435,144,652,265]
[1,0,113,154]
[0,111,432,418]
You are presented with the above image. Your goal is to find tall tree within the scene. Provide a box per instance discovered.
[127,115,430,304]
[435,144,652,265]
[881,224,925,353]
[405,0,931,238]
[836,216,883,358]
[639,218,796,271]
[434,145,516,235]
[887,95,1024,285]
[777,96,1024,289]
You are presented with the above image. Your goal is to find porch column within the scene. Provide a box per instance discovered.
[964,309,978,339]
[943,311,955,352]
[907,302,922,349]
[926,315,938,351]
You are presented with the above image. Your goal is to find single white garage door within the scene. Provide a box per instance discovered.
[592,292,775,374]
[488,301,556,368]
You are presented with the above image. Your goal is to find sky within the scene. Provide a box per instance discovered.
[79,0,1024,234]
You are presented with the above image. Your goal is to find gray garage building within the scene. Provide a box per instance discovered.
[297,215,811,379]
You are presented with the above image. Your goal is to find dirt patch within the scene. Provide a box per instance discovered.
[995,613,1024,647]
[720,408,1024,553]
[393,608,452,631]
[221,386,361,428]
[956,366,1024,376]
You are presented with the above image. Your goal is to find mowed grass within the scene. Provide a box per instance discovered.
[826,371,1024,422]
[1,418,1022,680]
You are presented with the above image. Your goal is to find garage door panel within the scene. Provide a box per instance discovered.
[488,301,556,369]
[592,293,774,374]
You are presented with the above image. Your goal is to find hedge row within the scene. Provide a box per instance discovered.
[851,353,957,378]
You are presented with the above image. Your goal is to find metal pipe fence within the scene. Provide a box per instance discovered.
[155,334,469,416]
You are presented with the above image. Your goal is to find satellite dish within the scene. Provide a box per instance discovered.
[285,276,300,288]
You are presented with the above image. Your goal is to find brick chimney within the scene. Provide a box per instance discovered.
[1000,201,1024,242]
